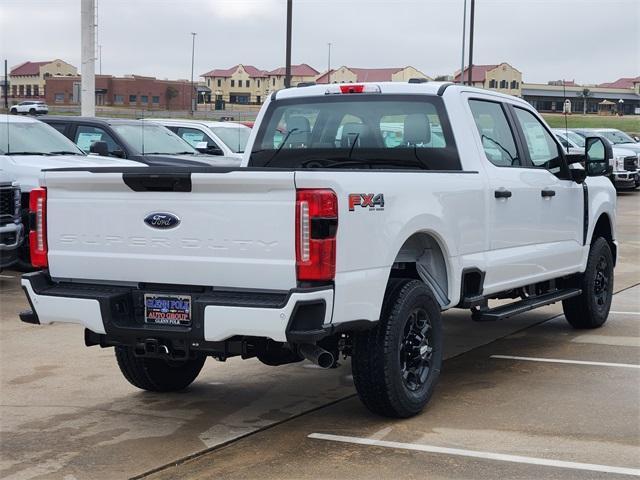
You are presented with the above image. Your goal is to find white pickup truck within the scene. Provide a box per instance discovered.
[21,82,617,418]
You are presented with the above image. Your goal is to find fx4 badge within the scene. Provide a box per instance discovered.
[348,193,385,211]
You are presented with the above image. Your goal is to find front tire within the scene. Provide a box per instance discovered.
[115,346,206,392]
[10,108,17,114]
[352,279,443,418]
[563,237,613,329]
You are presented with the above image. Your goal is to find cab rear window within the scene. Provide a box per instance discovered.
[249,95,460,170]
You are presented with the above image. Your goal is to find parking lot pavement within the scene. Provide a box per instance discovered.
[0,276,563,480]
[0,193,638,480]
[145,285,640,480]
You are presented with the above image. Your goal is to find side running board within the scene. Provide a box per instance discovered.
[471,288,582,322]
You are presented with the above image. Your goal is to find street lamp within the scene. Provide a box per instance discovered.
[618,99,624,116]
[190,32,197,115]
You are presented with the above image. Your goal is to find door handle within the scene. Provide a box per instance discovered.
[494,189,512,199]
[541,189,556,198]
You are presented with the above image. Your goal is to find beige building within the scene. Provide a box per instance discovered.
[201,64,269,104]
[268,64,319,90]
[201,64,430,104]
[315,66,431,84]
[453,62,522,96]
[9,59,77,99]
[201,63,321,104]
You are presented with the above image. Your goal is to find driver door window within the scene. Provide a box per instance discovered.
[513,108,562,174]
[469,100,520,167]
[176,127,220,152]
[74,125,119,154]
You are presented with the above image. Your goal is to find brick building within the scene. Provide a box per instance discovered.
[44,75,194,110]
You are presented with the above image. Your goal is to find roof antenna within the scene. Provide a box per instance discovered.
[563,79,569,154]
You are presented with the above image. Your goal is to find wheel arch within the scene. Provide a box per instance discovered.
[591,212,617,266]
[386,230,452,309]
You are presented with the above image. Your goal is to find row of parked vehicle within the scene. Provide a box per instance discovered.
[551,128,640,190]
[0,113,252,271]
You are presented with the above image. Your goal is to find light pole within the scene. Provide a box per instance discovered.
[285,0,292,88]
[327,42,332,84]
[98,44,102,75]
[467,0,475,86]
[190,32,196,115]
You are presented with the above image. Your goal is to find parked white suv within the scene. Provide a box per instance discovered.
[149,119,251,159]
[20,83,617,418]
[10,100,49,115]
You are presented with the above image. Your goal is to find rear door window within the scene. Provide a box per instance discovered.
[468,99,520,167]
[74,125,120,154]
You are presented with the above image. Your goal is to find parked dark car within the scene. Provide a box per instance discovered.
[40,116,239,167]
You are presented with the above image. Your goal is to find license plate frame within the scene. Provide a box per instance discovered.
[144,294,192,326]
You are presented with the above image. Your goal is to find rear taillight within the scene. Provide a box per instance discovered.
[29,187,48,267]
[296,189,338,281]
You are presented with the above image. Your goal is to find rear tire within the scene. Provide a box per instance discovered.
[352,279,443,418]
[29,108,36,115]
[115,346,206,392]
[562,237,613,329]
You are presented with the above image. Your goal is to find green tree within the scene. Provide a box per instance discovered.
[576,88,592,115]
[165,86,178,109]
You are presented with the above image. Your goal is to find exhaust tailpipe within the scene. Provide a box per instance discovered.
[299,344,334,369]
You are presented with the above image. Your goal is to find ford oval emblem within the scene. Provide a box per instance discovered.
[144,212,180,229]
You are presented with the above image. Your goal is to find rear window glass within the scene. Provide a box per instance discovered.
[249,95,460,170]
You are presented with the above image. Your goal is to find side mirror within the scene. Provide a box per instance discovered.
[584,137,613,177]
[89,141,109,157]
[565,152,585,165]
[633,136,640,143]
[568,164,587,183]
[111,149,126,158]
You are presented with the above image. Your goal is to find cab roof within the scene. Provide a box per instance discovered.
[272,81,529,105]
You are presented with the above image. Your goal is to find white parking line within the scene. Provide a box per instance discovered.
[490,355,640,369]
[610,311,640,315]
[308,433,640,476]
[0,274,15,279]
[572,335,640,348]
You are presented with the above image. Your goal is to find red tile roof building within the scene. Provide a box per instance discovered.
[6,59,77,101]
[453,63,522,96]
[598,76,640,89]
[315,66,430,84]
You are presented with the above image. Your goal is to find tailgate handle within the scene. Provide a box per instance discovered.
[123,173,192,192]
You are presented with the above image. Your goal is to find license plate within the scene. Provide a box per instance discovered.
[144,294,191,326]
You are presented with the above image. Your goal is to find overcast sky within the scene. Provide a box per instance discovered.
[0,0,638,85]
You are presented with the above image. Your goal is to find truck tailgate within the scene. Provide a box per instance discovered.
[43,170,297,290]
